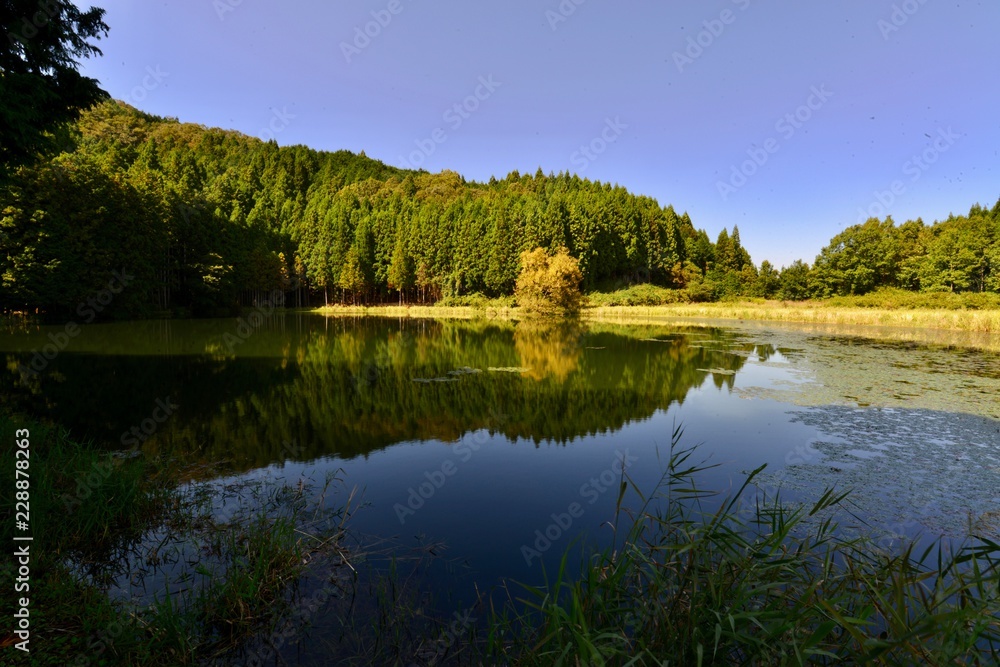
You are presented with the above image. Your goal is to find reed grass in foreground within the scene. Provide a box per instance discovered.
[481,427,1000,666]
[0,413,355,666]
[5,413,999,665]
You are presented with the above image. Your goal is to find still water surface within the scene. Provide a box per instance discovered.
[3,314,999,661]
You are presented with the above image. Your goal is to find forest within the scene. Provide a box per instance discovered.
[1,100,999,319]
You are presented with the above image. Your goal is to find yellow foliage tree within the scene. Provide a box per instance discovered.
[515,247,584,316]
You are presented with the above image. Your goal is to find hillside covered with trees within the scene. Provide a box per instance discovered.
[0,102,701,317]
[1,100,999,319]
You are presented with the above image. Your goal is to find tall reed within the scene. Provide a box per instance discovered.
[484,427,1000,665]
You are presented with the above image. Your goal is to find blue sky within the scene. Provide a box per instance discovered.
[77,0,1000,267]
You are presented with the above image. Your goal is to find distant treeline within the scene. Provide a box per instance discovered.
[688,201,1000,303]
[1,101,998,318]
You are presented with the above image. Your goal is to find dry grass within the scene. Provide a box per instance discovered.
[313,301,1000,346]
[585,301,1000,333]
[312,301,1000,354]
[315,304,517,320]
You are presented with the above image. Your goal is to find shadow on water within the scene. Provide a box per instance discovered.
[1,315,760,471]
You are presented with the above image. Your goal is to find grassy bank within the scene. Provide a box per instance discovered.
[0,414,351,666]
[589,286,1000,333]
[315,286,1000,334]
[315,303,516,321]
[1,415,172,665]
[588,301,1000,333]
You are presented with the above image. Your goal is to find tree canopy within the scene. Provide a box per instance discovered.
[0,101,700,317]
[1,100,998,318]
[801,208,1000,298]
[515,247,584,316]
[1,0,109,172]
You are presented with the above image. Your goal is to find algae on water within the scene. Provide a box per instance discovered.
[755,405,1000,540]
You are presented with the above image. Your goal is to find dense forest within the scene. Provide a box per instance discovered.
[1,100,999,319]
[0,101,697,317]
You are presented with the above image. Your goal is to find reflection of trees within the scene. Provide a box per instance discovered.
[2,317,753,472]
[515,320,583,382]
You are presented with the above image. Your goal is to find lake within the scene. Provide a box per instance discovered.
[3,313,999,662]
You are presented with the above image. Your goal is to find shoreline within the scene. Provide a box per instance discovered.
[313,301,1000,351]
[313,301,1000,331]
[587,302,1000,332]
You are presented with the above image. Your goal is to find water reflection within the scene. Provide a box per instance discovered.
[1,315,769,471]
[514,320,583,381]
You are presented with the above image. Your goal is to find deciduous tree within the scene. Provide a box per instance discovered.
[515,247,583,316]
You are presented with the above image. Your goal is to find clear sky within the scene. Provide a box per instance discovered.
[77,0,1000,267]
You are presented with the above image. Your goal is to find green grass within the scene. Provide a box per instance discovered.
[1,415,170,556]
[0,414,354,665]
[585,284,691,307]
[436,292,517,309]
[480,427,1000,665]
[1,413,172,664]
[132,471,357,664]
